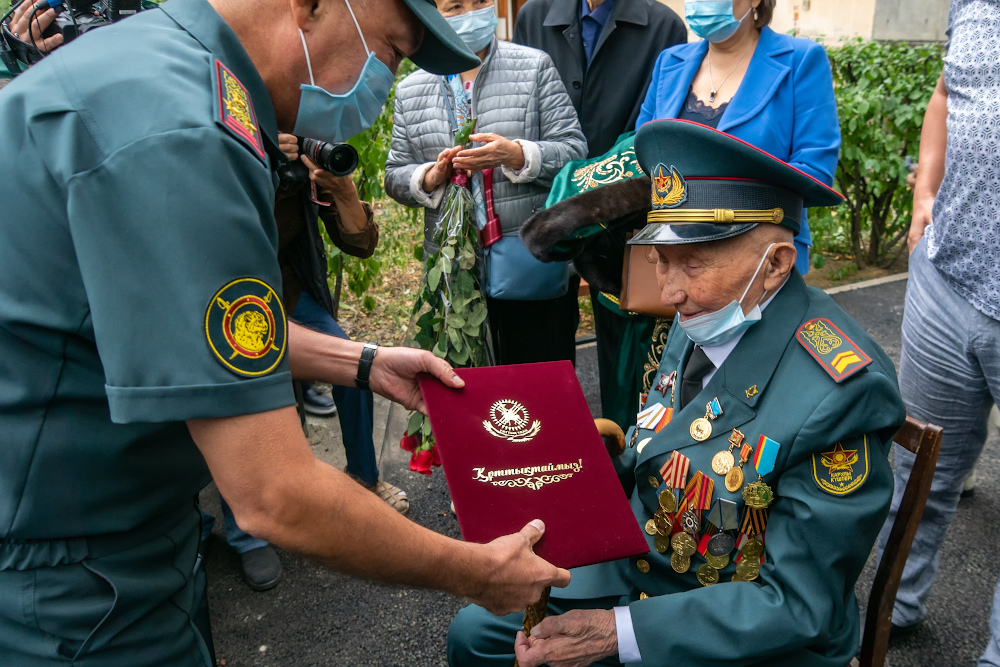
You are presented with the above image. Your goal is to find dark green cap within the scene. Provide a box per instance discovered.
[629,119,845,245]
[403,0,481,74]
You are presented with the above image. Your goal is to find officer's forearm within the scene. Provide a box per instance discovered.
[287,321,365,384]
[187,406,494,598]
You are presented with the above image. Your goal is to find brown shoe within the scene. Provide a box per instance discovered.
[373,480,410,515]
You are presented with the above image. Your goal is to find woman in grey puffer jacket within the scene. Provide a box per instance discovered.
[385,7,587,366]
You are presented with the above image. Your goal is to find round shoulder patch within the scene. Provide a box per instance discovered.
[205,278,287,377]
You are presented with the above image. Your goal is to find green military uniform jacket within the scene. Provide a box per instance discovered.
[555,271,905,667]
[0,0,292,662]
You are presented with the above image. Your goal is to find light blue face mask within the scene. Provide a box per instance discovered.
[678,243,775,347]
[445,6,498,53]
[685,0,752,43]
[292,0,395,144]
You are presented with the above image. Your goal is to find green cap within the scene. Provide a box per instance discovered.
[402,0,481,74]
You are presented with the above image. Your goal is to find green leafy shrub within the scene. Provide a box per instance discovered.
[810,39,943,268]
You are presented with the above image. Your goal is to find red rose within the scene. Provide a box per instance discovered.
[410,448,435,475]
[431,445,442,467]
[400,432,421,453]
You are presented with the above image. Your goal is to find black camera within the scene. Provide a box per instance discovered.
[1,0,140,71]
[276,137,359,190]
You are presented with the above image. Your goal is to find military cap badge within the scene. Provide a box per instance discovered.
[650,164,687,209]
[205,278,287,376]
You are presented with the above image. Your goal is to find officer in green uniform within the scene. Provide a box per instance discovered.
[449,119,906,667]
[0,0,571,664]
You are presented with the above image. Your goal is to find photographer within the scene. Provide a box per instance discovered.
[5,0,65,54]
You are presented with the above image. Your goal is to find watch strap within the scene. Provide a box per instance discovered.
[355,342,379,391]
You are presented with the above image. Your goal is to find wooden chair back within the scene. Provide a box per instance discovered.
[856,416,943,667]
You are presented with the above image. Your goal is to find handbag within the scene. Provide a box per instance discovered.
[619,232,677,319]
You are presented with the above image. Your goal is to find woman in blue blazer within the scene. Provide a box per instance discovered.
[636,0,841,275]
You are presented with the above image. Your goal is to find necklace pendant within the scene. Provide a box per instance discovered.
[709,90,717,103]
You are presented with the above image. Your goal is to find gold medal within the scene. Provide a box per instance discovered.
[658,489,677,513]
[725,466,744,492]
[742,480,774,509]
[711,449,735,475]
[645,519,658,536]
[636,559,650,573]
[697,563,720,586]
[653,510,672,536]
[654,534,671,553]
[690,417,712,441]
[705,553,730,569]
[740,537,764,560]
[670,552,691,573]
[736,559,760,581]
[648,475,660,489]
[670,532,697,557]
[731,572,745,583]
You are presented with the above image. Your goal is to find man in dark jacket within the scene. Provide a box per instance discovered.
[513,0,686,158]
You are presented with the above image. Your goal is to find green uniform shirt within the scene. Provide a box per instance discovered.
[557,272,906,667]
[0,0,294,541]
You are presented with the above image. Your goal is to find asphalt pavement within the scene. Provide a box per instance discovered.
[203,275,1000,666]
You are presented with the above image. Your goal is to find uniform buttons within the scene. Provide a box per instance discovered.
[636,559,650,573]
[572,80,582,89]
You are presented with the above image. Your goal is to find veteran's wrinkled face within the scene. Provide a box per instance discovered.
[435,0,494,18]
[651,226,797,321]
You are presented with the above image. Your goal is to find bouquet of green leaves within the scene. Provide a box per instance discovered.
[400,118,494,474]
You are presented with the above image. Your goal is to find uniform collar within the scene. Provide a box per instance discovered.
[159,0,278,150]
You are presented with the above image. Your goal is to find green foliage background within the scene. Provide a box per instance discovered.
[810,39,944,268]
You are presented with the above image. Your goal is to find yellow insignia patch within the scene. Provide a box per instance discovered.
[215,60,266,162]
[811,436,870,496]
[745,385,758,398]
[797,317,872,383]
[206,278,286,377]
[650,164,687,209]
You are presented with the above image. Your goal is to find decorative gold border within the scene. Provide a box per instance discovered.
[646,207,784,225]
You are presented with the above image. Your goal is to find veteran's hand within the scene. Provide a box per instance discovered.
[367,346,464,415]
[9,0,63,53]
[278,133,299,161]
[466,520,571,616]
[514,609,618,667]
[452,133,525,172]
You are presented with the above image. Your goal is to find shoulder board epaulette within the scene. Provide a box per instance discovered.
[797,317,872,383]
[212,59,265,163]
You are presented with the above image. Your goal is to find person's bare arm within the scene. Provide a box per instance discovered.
[188,406,570,614]
[908,72,948,253]
[287,322,460,414]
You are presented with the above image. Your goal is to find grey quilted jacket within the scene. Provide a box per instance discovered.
[384,39,587,251]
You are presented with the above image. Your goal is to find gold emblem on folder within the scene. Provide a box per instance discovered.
[483,400,542,443]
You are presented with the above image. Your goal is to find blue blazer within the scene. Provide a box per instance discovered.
[636,27,841,251]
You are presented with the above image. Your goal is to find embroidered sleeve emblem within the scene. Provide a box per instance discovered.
[205,278,286,377]
[812,437,870,496]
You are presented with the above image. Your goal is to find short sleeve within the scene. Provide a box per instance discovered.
[67,128,295,423]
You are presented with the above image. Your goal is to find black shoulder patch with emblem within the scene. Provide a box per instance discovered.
[212,59,266,164]
[797,317,872,383]
[205,278,286,377]
[812,436,870,496]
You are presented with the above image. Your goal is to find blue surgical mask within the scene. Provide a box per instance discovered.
[445,6,498,53]
[678,243,775,347]
[292,0,394,144]
[685,1,752,42]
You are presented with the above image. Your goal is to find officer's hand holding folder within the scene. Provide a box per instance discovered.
[419,361,647,570]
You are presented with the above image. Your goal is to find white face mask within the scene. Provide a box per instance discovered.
[678,243,776,347]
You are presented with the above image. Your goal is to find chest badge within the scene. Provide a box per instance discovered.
[690,397,722,441]
[206,278,286,377]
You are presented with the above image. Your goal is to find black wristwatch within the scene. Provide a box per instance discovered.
[355,342,379,391]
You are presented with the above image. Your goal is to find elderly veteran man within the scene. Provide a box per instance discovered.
[447,119,906,667]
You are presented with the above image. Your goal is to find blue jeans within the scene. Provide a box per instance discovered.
[200,497,267,555]
[292,291,379,486]
[874,239,1000,665]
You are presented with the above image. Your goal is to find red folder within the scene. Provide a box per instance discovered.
[419,361,649,570]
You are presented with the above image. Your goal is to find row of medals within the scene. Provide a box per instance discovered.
[643,402,772,586]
